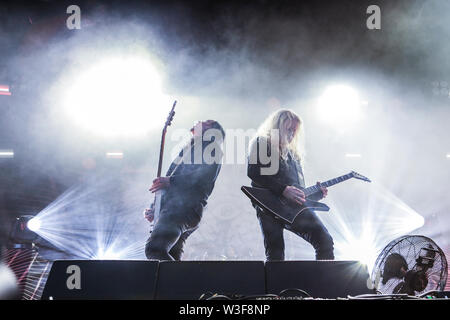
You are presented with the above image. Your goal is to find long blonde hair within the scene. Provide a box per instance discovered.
[252,109,304,163]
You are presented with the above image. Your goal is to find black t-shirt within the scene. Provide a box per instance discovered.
[247,137,322,201]
[162,139,222,210]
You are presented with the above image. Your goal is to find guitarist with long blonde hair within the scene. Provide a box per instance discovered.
[247,109,334,261]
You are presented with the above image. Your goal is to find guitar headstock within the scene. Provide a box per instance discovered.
[351,171,371,182]
[163,100,177,131]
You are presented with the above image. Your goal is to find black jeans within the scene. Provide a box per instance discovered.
[256,206,334,261]
[145,204,202,261]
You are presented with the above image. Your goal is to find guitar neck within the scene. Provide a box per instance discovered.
[156,100,177,178]
[156,129,166,178]
[304,173,353,196]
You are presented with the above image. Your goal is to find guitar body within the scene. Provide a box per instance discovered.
[152,189,164,224]
[241,186,330,224]
[241,171,371,224]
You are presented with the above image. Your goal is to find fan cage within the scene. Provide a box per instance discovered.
[371,235,448,295]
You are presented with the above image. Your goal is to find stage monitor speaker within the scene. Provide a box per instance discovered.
[155,261,266,300]
[41,260,158,300]
[265,260,371,298]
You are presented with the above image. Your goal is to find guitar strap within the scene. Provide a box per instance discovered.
[289,151,305,188]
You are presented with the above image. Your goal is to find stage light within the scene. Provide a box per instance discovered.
[106,152,124,159]
[404,214,425,231]
[0,84,11,96]
[317,85,362,127]
[0,264,19,299]
[334,221,380,270]
[26,218,42,232]
[28,179,148,260]
[330,182,426,272]
[446,154,450,159]
[0,150,14,158]
[94,248,121,260]
[345,153,362,158]
[337,237,379,269]
[62,54,171,137]
[9,216,40,244]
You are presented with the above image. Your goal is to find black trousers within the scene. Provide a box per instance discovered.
[256,206,334,261]
[145,204,202,261]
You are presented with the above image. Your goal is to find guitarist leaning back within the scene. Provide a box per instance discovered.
[144,120,225,261]
[247,109,334,261]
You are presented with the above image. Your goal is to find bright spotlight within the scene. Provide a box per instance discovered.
[338,241,379,269]
[333,182,426,273]
[62,55,171,137]
[26,180,147,260]
[0,84,11,96]
[27,217,42,232]
[94,248,120,260]
[9,215,40,244]
[335,226,380,271]
[345,153,362,158]
[404,213,425,231]
[106,152,124,159]
[317,85,362,127]
[0,150,14,158]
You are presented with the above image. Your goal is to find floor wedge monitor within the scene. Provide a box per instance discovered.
[41,260,159,300]
[155,260,266,300]
[265,260,372,298]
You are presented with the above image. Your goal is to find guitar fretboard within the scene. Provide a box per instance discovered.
[304,173,353,196]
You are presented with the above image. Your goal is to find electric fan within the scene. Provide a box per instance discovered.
[371,235,448,295]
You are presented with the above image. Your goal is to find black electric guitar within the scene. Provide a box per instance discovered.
[146,100,177,226]
[241,171,371,224]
